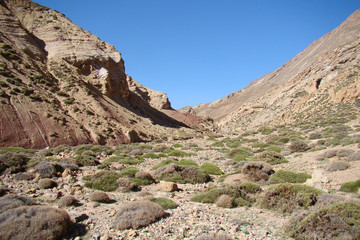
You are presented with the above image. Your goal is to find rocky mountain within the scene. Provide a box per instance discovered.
[0,0,212,149]
[188,9,360,132]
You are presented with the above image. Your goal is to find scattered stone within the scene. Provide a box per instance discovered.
[159,181,178,192]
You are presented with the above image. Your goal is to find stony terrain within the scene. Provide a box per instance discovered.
[1,111,360,239]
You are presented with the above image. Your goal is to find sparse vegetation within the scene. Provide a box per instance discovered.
[340,179,360,193]
[83,171,120,191]
[190,184,252,207]
[252,151,288,165]
[199,162,223,175]
[286,202,360,239]
[269,170,312,184]
[257,183,324,213]
[151,197,178,209]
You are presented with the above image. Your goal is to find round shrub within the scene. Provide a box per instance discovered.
[0,152,30,173]
[268,170,311,184]
[58,195,79,207]
[257,183,324,213]
[83,171,120,192]
[0,205,73,240]
[89,191,110,203]
[200,162,223,175]
[289,141,311,152]
[113,201,165,230]
[286,202,360,239]
[38,178,57,189]
[215,195,234,208]
[242,161,274,181]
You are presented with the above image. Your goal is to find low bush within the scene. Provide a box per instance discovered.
[177,159,198,167]
[38,178,57,189]
[151,159,176,170]
[289,140,311,152]
[286,202,360,240]
[0,205,73,240]
[200,162,223,175]
[268,170,311,184]
[340,179,360,193]
[98,155,143,168]
[58,195,79,207]
[89,191,110,203]
[167,150,196,157]
[257,183,324,213]
[0,152,30,173]
[83,171,120,191]
[153,163,211,184]
[227,147,253,162]
[190,184,252,207]
[215,195,234,208]
[113,201,165,230]
[242,161,274,181]
[151,197,178,209]
[238,182,262,194]
[118,167,139,178]
[252,151,288,165]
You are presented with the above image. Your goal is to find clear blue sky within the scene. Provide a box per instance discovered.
[33,0,359,109]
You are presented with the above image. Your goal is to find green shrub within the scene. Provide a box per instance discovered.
[74,151,98,166]
[172,144,183,148]
[167,150,195,157]
[118,167,139,178]
[266,145,282,153]
[252,151,288,165]
[257,184,324,213]
[269,170,311,184]
[99,156,143,168]
[150,198,178,209]
[154,163,211,184]
[238,182,262,194]
[152,159,176,170]
[190,185,251,207]
[211,141,224,147]
[289,141,311,152]
[200,162,223,175]
[286,202,360,239]
[177,159,198,167]
[227,147,253,162]
[0,152,30,173]
[143,152,162,159]
[83,171,120,191]
[0,147,35,154]
[340,179,360,193]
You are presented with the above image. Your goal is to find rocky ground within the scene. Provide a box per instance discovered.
[1,118,360,239]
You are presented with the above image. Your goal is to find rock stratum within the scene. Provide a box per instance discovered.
[188,9,360,132]
[0,0,212,148]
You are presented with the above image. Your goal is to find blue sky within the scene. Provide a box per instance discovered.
[33,1,359,109]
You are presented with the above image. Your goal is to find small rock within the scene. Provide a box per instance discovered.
[159,181,178,192]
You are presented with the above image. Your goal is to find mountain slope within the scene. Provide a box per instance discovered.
[0,0,206,148]
[190,9,360,130]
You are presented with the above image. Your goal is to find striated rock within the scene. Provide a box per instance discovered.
[0,0,195,149]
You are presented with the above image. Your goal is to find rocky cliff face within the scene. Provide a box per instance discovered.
[0,0,207,148]
[191,9,360,132]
